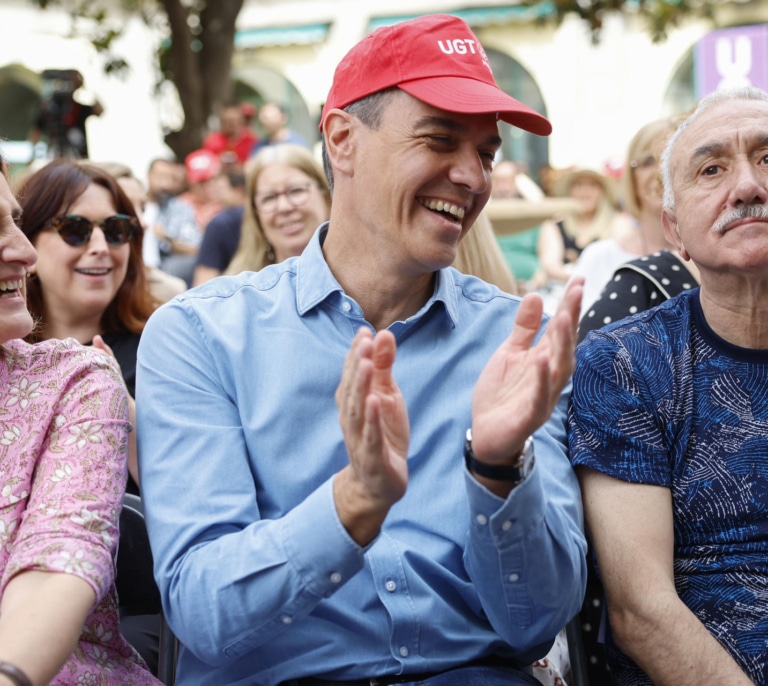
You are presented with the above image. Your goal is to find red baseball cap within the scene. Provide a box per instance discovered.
[320,14,551,136]
[185,149,221,184]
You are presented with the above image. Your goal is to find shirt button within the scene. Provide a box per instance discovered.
[502,520,512,531]
[281,615,293,624]
[385,580,397,592]
[508,573,520,583]
[330,572,342,584]
[342,301,352,312]
[399,646,409,657]
[476,514,488,525]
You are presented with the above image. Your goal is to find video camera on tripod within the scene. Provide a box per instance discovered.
[37,69,89,158]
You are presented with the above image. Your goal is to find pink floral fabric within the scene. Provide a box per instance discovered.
[0,338,160,685]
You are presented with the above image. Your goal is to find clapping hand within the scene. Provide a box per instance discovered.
[334,328,410,546]
[469,278,583,486]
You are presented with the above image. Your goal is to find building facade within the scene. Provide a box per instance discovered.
[1,0,767,179]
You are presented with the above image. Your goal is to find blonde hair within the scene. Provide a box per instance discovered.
[621,117,677,219]
[225,144,331,275]
[554,169,617,245]
[453,212,517,295]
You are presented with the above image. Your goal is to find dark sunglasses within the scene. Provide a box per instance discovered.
[48,214,140,247]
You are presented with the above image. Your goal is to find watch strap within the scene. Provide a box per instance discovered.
[464,429,534,482]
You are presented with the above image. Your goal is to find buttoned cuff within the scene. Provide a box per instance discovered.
[279,477,366,599]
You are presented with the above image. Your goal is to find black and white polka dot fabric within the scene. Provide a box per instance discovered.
[578,250,697,344]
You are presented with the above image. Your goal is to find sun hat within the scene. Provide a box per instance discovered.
[554,167,617,206]
[319,14,551,136]
[185,149,222,184]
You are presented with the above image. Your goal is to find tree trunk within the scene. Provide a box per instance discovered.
[157,0,245,160]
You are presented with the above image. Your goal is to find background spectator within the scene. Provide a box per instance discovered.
[203,102,258,167]
[225,143,330,276]
[490,160,546,292]
[147,151,223,287]
[192,168,247,286]
[251,101,309,155]
[572,119,681,318]
[578,116,696,341]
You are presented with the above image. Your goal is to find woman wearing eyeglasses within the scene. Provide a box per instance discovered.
[0,156,160,686]
[222,143,331,277]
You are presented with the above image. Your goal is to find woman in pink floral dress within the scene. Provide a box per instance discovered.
[0,156,160,685]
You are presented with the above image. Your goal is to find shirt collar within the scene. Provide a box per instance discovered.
[295,222,460,328]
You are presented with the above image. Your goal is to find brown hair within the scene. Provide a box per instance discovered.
[226,144,331,275]
[453,212,517,295]
[16,159,158,340]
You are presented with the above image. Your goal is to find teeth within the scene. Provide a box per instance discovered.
[77,269,110,276]
[0,279,22,292]
[419,198,465,220]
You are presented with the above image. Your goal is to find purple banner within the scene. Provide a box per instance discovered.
[695,25,768,98]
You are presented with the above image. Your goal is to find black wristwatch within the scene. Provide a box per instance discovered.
[464,429,535,484]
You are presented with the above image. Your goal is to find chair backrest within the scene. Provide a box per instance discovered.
[566,615,591,686]
[117,493,162,616]
[118,493,177,685]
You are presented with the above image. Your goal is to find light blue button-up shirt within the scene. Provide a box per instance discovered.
[136,225,586,686]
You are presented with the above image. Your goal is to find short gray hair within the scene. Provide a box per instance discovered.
[661,86,768,210]
[321,88,398,195]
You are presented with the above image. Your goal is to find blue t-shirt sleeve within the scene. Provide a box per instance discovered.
[568,330,672,487]
[196,209,242,271]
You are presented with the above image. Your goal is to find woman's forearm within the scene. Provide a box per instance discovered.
[0,571,95,686]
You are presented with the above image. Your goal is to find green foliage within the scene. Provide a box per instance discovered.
[28,0,142,78]
[521,0,718,43]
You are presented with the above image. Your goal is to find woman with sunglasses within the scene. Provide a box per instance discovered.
[14,160,163,674]
[0,156,160,685]
[17,159,158,494]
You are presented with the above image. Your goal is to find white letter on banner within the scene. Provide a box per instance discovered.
[716,35,753,89]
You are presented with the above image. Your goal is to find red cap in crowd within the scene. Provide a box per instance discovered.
[319,14,551,136]
[185,149,222,184]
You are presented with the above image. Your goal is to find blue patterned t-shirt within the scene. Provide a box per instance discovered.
[569,288,768,685]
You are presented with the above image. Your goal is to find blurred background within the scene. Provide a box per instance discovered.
[0,0,766,183]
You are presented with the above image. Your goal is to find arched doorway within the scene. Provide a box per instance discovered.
[662,50,696,118]
[232,66,316,148]
[485,47,549,181]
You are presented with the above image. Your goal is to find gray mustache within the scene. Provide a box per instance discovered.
[712,204,768,234]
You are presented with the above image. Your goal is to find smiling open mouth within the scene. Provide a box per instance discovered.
[0,278,23,297]
[76,268,112,276]
[419,198,466,223]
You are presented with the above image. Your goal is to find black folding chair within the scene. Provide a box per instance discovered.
[118,493,178,685]
[566,615,590,686]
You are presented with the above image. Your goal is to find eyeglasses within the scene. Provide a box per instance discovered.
[254,184,314,214]
[630,155,657,170]
[47,214,140,247]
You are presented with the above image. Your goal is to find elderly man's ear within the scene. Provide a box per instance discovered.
[662,208,690,261]
[323,110,357,180]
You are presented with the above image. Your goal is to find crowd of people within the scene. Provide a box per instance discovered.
[0,11,765,686]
